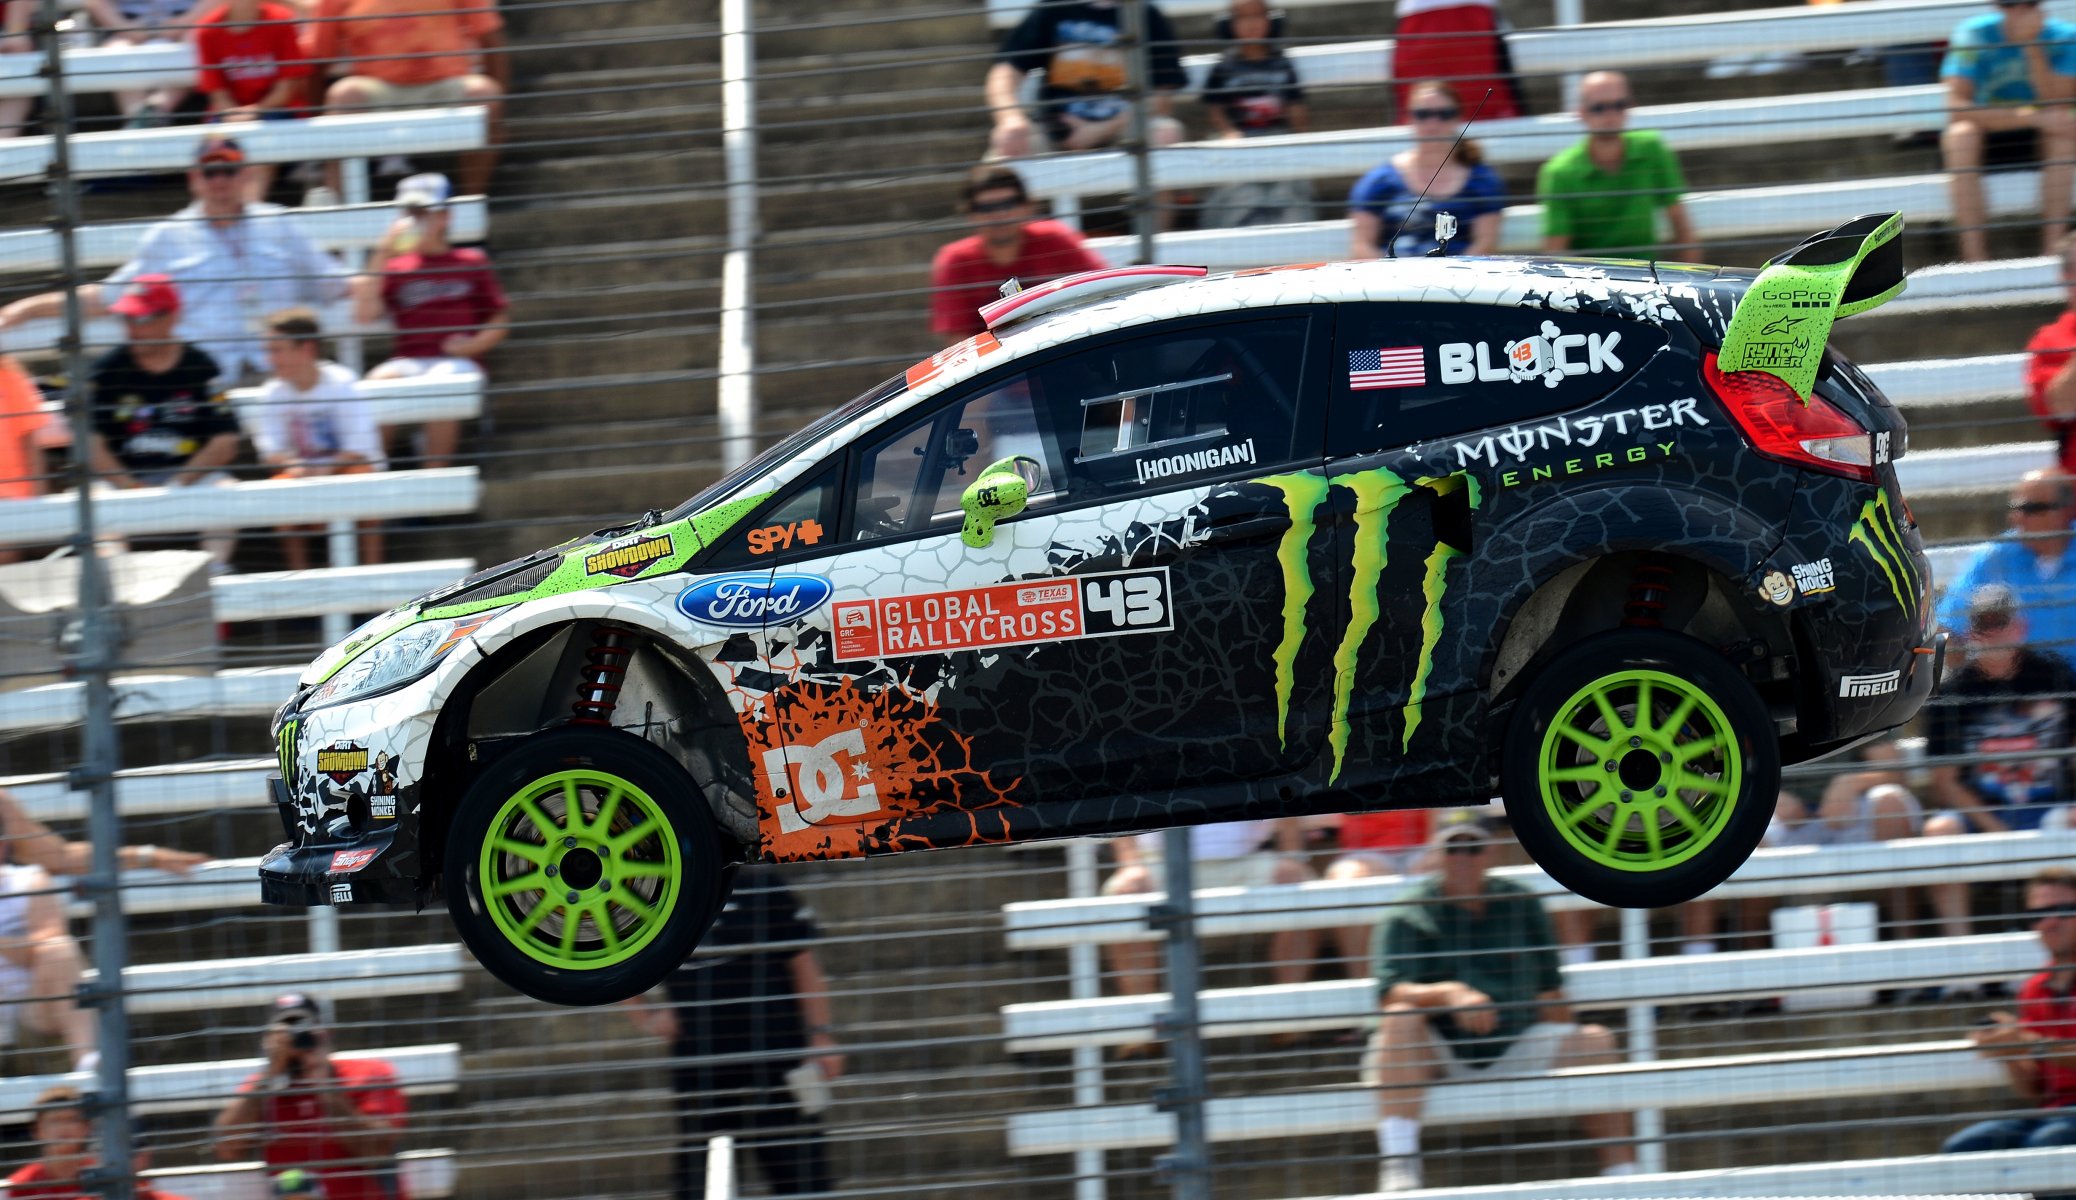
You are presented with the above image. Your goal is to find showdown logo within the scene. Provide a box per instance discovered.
[1260,466,1481,782]
[584,533,672,579]
[1848,491,1919,617]
[316,742,368,786]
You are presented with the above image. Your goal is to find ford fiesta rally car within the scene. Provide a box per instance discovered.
[264,213,1941,1006]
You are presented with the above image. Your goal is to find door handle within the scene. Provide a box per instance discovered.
[1200,512,1290,542]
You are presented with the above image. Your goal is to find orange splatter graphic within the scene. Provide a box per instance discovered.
[733,677,1020,862]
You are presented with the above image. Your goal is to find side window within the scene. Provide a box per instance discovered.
[1330,303,1667,456]
[1045,315,1311,496]
[702,466,839,567]
[849,371,1068,543]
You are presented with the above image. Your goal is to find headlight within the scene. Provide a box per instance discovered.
[305,615,487,709]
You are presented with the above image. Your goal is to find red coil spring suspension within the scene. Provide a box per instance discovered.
[1623,560,1674,628]
[572,626,634,725]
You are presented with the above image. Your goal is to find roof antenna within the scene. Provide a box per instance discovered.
[1386,87,1494,259]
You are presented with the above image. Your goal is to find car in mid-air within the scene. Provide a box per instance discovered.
[262,213,1939,1006]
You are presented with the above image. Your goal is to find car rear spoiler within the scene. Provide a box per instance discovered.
[1716,212,1905,400]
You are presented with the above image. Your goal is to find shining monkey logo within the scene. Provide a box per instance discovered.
[1259,467,1482,782]
[1848,491,1919,616]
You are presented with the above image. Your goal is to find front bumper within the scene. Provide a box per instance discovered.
[260,772,426,906]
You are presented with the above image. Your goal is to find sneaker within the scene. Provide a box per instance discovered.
[1377,1157,1423,1192]
[376,155,414,177]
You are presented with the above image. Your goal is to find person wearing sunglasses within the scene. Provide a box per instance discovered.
[929,167,1108,341]
[1348,80,1504,261]
[1940,866,2076,1156]
[1940,0,2076,262]
[1935,471,2076,673]
[1535,70,1699,262]
[1362,810,1637,1191]
[0,137,348,389]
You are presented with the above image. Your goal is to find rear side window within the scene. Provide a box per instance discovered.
[1041,315,1312,496]
[1329,303,1667,456]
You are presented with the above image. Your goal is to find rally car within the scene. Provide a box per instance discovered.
[263,213,1940,1006]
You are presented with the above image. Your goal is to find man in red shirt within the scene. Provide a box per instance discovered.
[2027,234,2076,475]
[7,1087,94,1200]
[351,172,508,469]
[214,994,411,1200]
[195,0,311,202]
[930,168,1107,341]
[1943,866,2076,1153]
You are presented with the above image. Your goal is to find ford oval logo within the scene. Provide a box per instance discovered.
[676,572,833,628]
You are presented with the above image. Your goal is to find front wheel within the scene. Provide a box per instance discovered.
[445,726,727,1006]
[1501,628,1778,909]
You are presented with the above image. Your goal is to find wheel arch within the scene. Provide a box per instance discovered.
[1472,484,1797,729]
[416,599,761,883]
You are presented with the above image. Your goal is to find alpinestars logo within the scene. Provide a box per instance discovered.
[1848,491,1918,615]
[1260,467,1482,783]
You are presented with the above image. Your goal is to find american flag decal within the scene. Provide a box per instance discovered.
[1349,346,1425,391]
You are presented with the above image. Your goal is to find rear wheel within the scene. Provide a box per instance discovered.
[446,726,727,1005]
[1501,629,1777,908]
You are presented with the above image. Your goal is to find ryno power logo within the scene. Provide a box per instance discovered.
[1260,467,1481,782]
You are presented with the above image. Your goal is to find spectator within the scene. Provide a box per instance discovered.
[0,138,351,386]
[0,1,35,139]
[194,0,312,202]
[1766,741,1944,941]
[0,788,202,1074]
[1941,865,2076,1153]
[622,867,841,1197]
[1326,809,1431,968]
[0,354,50,566]
[1936,470,2076,672]
[84,0,196,128]
[985,0,1186,160]
[1536,70,1699,261]
[253,307,385,569]
[305,0,505,196]
[1349,81,1504,259]
[2026,231,2076,474]
[1388,0,1521,123]
[1941,0,2076,262]
[1198,0,1315,229]
[1363,811,1636,1191]
[82,275,244,572]
[1102,820,1318,1056]
[214,993,409,1200]
[6,1087,94,1199]
[929,167,1107,341]
[350,173,505,470]
[1926,582,2076,837]
[1203,0,1308,139]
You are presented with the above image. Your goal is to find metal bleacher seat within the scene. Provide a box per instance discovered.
[0,1043,460,1119]
[0,467,481,547]
[152,1149,457,1200]
[96,944,466,1016]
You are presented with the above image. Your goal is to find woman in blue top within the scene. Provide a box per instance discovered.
[1348,81,1506,259]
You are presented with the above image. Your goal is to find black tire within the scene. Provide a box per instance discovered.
[445,725,728,1006]
[1500,628,1778,909]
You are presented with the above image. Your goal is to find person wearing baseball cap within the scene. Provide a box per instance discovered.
[215,993,410,1200]
[0,133,348,385]
[1360,808,1638,1190]
[351,170,508,470]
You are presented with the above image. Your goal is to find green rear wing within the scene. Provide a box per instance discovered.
[1716,212,1906,399]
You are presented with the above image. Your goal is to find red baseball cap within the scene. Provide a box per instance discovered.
[194,136,244,167]
[109,274,181,318]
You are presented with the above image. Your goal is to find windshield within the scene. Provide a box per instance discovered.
[663,371,907,524]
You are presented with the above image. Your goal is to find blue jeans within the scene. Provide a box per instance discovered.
[1943,1114,2076,1153]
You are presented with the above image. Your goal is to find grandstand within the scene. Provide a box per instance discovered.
[0,0,2073,1197]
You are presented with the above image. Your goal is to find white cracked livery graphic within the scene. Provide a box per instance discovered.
[262,216,1944,1007]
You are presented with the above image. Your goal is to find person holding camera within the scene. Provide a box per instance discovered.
[213,994,409,1200]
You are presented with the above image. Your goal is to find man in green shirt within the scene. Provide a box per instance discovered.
[1536,70,1699,261]
[1360,811,1637,1191]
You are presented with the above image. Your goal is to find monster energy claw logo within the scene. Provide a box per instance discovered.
[1260,467,1481,784]
[1847,491,1918,615]
[277,719,299,782]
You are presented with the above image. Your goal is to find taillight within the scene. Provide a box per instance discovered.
[1702,352,1875,482]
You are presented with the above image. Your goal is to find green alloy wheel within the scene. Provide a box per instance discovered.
[446,726,725,1006]
[1501,628,1777,909]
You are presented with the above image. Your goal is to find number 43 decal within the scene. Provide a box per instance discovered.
[1083,574,1166,633]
